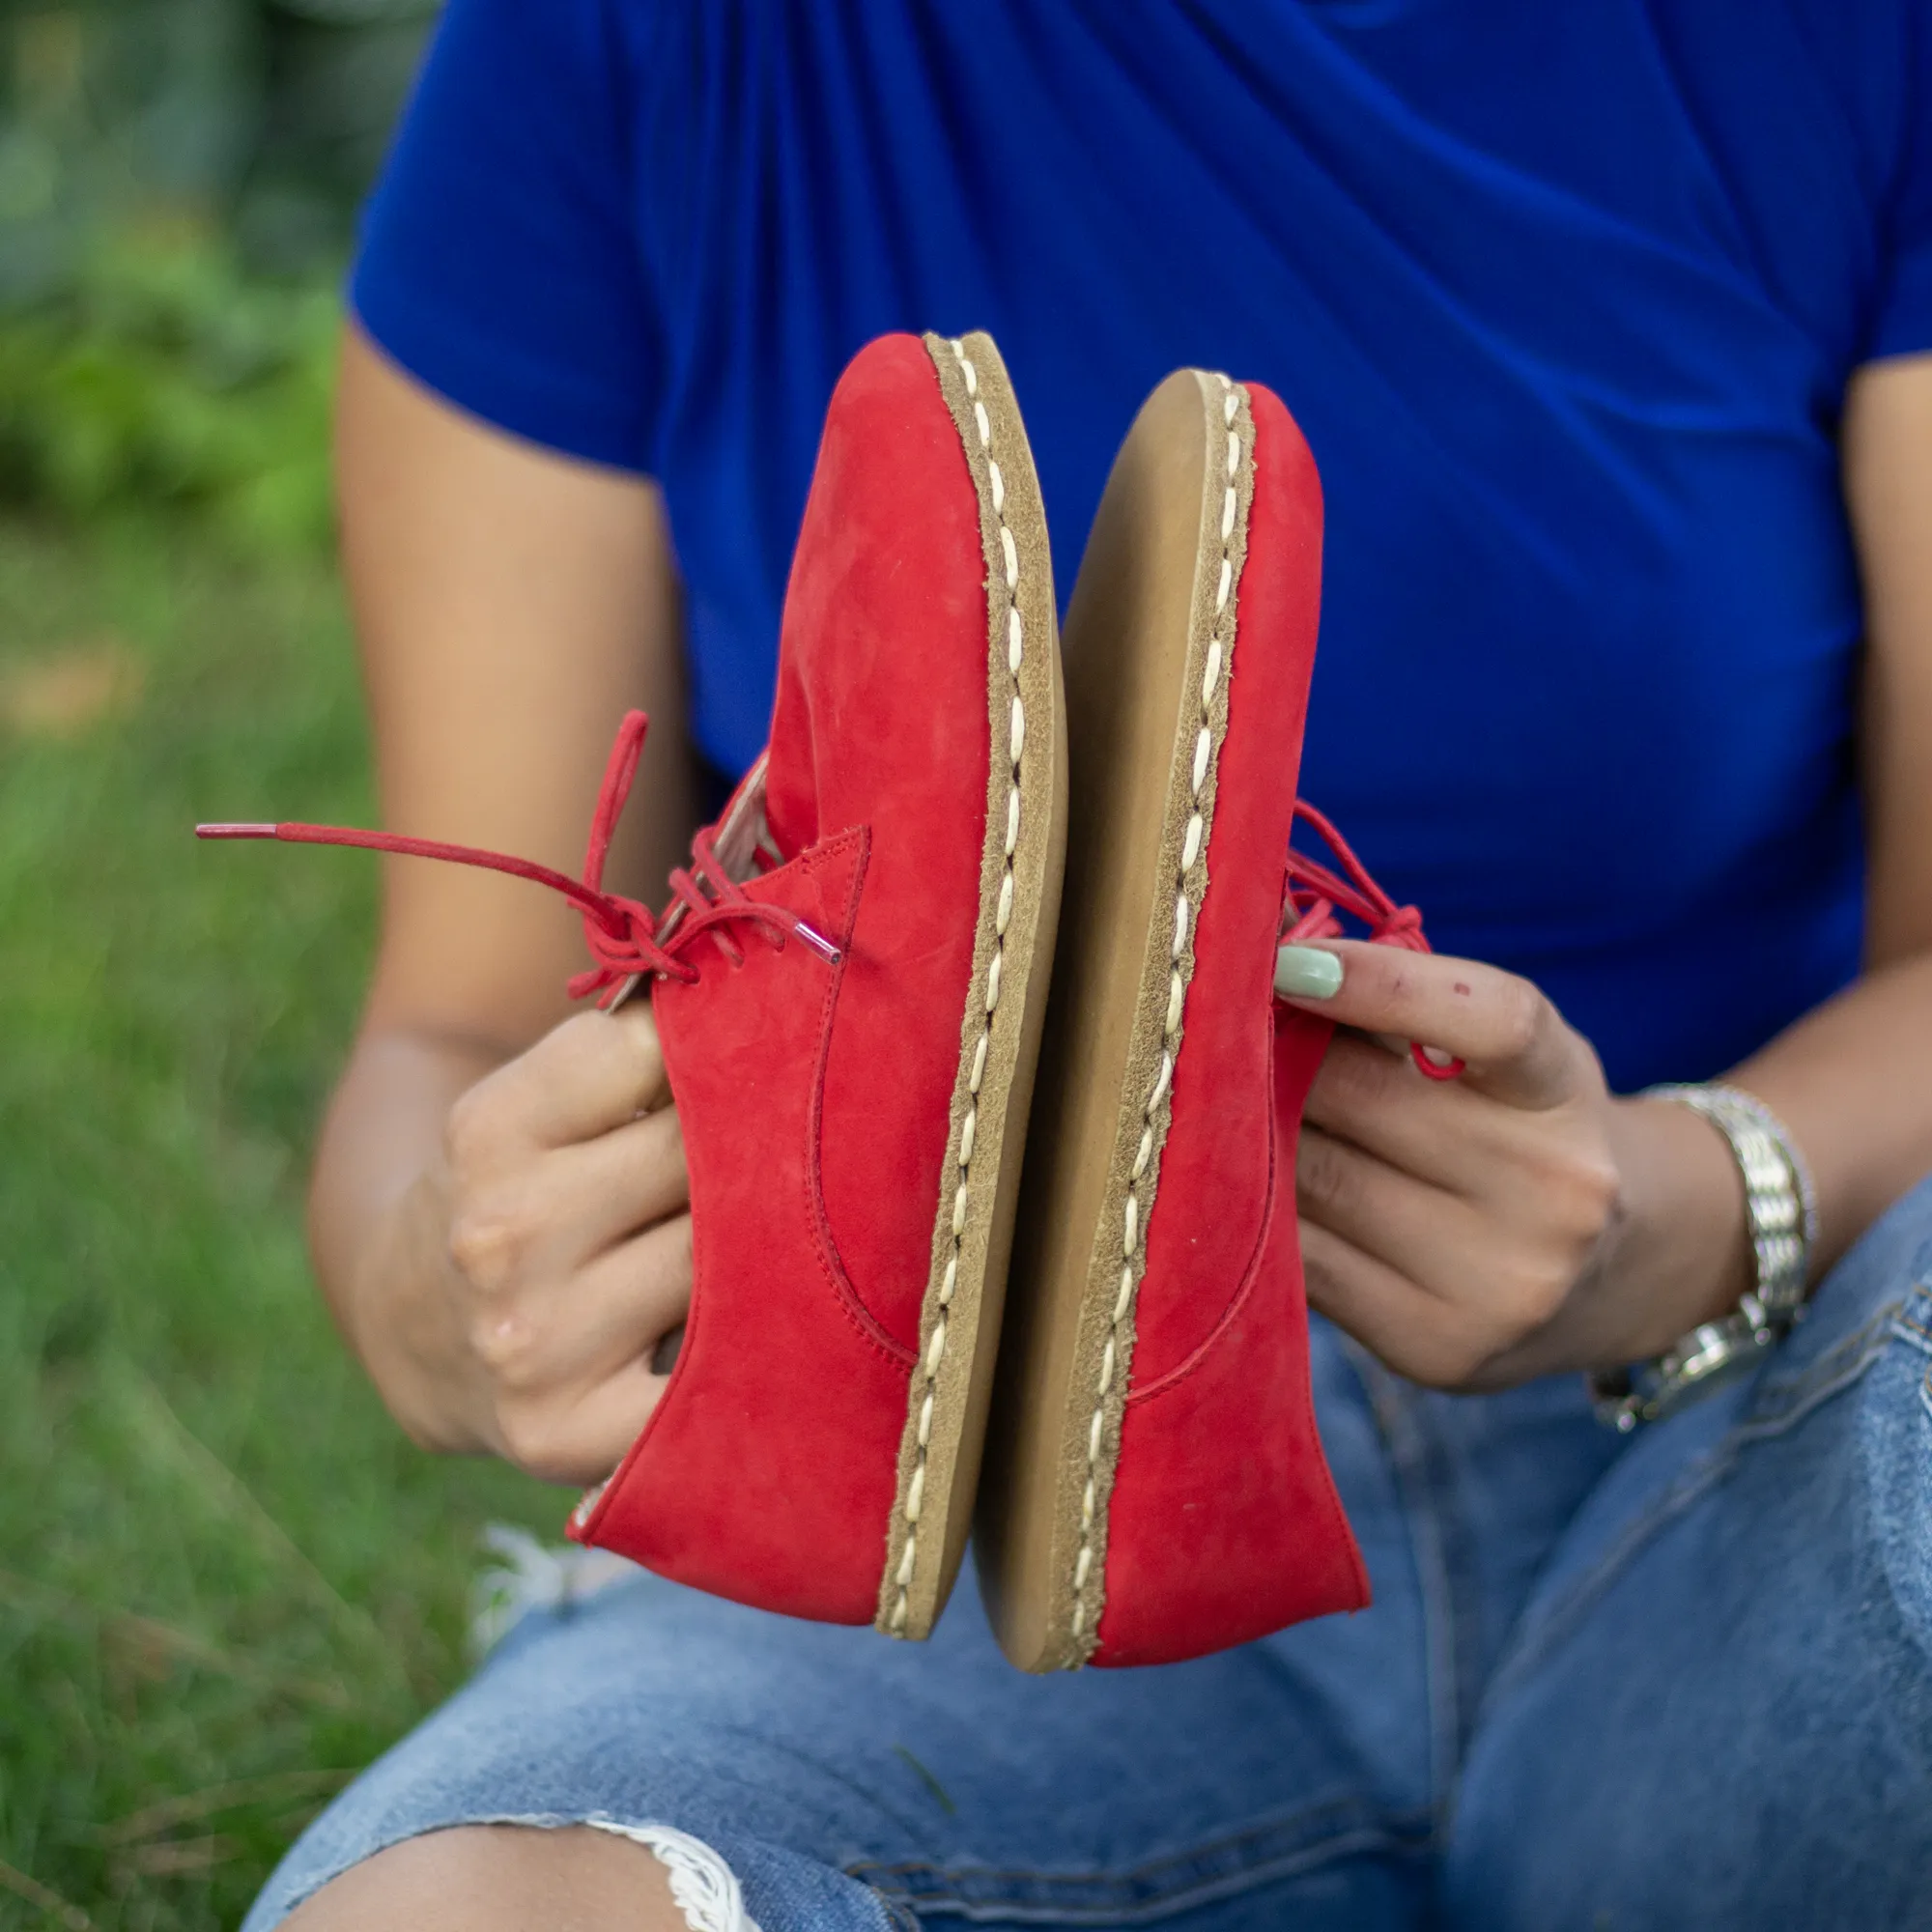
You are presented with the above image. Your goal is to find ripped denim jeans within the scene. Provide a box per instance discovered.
[245,1174,1932,1931]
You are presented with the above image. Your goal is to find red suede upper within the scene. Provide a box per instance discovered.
[1094,384,1369,1667]
[574,335,994,1620]
[581,833,917,1621]
[765,334,991,1354]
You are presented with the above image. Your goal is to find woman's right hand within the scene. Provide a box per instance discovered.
[355,1004,691,1487]
[315,327,700,1486]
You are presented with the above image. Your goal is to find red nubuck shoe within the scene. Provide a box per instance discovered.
[203,333,1065,1641]
[978,368,1459,1671]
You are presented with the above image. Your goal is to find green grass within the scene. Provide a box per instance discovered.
[0,515,554,1930]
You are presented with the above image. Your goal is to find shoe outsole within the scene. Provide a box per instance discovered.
[977,369,1256,1672]
[872,331,1067,1642]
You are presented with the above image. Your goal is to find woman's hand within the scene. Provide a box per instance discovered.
[307,331,702,1487]
[348,1005,690,1485]
[1278,939,1753,1390]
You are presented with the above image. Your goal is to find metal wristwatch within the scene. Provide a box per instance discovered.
[1587,1084,1819,1433]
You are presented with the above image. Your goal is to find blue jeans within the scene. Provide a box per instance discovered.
[246,1176,1932,1930]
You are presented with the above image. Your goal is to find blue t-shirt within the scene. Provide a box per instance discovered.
[352,0,1932,1094]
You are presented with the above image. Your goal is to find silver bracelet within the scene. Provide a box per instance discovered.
[1587,1083,1819,1432]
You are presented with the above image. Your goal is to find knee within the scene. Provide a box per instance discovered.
[280,1824,690,1932]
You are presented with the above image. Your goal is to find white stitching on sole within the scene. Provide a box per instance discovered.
[1065,376,1246,1648]
[885,336,1028,1634]
[583,1820,762,1932]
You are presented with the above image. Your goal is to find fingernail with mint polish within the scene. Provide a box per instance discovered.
[1274,944,1344,1000]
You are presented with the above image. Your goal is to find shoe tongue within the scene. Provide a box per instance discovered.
[702,754,783,883]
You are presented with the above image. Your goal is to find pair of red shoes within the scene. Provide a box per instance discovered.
[207,333,1451,1671]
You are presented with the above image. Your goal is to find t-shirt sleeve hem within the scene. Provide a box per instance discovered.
[1864,246,1932,362]
[350,267,655,477]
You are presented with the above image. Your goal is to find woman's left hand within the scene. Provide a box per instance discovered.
[1277,939,1753,1390]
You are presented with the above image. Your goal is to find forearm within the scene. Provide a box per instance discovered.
[1628,358,1932,1346]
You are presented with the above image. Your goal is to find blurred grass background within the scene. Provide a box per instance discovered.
[0,6,559,1926]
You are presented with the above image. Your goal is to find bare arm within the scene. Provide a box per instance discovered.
[309,324,700,1477]
[1744,354,1932,1239]
[1286,354,1932,1388]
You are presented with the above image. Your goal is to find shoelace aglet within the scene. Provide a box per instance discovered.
[196,823,279,839]
[792,921,842,966]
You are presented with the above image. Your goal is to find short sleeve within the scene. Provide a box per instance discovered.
[1866,4,1932,360]
[350,0,665,471]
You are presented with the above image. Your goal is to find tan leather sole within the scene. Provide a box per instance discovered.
[976,369,1253,1671]
[872,332,1067,1641]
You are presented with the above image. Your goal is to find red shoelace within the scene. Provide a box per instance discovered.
[198,710,841,1008]
[1282,801,1464,1082]
[201,710,1459,1079]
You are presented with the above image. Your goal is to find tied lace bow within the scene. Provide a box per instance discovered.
[198,711,841,1007]
[1282,801,1463,1083]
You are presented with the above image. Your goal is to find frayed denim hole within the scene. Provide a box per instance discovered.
[582,1819,761,1932]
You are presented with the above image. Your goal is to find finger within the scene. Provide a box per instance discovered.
[1305,1030,1548,1196]
[1276,940,1579,1108]
[497,1353,669,1488]
[501,1005,671,1147]
[447,1106,690,1293]
[1298,1219,1481,1388]
[1295,1121,1482,1299]
[1299,1122,1588,1358]
[1307,1031,1620,1250]
[563,1212,695,1379]
[1304,1031,1482,1191]
[487,1218,692,1487]
[474,1212,693,1397]
[533,1104,691,1263]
